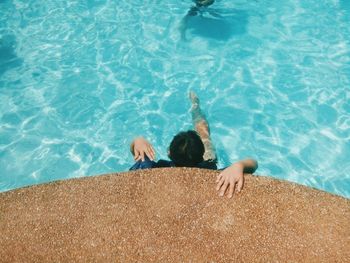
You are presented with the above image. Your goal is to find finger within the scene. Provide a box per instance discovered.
[149,145,155,156]
[219,180,229,197]
[145,148,153,161]
[141,151,145,162]
[147,146,155,160]
[237,176,245,192]
[227,182,236,199]
[216,173,222,183]
[216,176,225,191]
[134,150,140,160]
[135,150,142,161]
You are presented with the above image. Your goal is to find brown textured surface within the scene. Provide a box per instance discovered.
[0,168,349,262]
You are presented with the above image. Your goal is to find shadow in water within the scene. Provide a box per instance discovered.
[340,0,350,10]
[180,8,248,41]
[340,0,350,20]
[0,33,23,76]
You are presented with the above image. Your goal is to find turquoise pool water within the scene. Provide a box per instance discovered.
[0,0,349,198]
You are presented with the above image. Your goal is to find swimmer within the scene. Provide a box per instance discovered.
[187,0,215,16]
[195,0,215,7]
[129,92,258,198]
[180,0,221,40]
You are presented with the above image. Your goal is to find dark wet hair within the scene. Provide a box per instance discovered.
[169,130,205,167]
[195,0,214,7]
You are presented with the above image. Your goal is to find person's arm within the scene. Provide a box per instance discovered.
[216,159,258,198]
[130,137,156,162]
[190,92,217,161]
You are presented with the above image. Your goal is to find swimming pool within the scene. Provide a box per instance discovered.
[0,0,349,198]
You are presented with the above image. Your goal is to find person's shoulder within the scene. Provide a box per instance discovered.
[154,159,174,168]
[197,159,217,170]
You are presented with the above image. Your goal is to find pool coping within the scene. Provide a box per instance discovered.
[1,168,349,262]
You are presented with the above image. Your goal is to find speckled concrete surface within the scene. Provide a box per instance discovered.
[0,168,349,262]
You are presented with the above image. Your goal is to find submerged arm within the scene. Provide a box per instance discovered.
[189,91,217,161]
[239,159,258,174]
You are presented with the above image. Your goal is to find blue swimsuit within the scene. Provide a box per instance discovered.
[129,156,217,171]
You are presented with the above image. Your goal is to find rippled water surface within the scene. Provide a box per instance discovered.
[0,0,349,197]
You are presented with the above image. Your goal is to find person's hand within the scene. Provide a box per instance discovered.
[132,137,156,162]
[216,162,245,198]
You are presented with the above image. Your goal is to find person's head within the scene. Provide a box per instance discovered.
[195,0,214,7]
[168,130,205,167]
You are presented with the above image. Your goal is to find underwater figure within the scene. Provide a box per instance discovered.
[180,0,222,40]
[188,0,215,16]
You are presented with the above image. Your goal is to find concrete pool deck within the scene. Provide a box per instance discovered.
[1,168,349,262]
